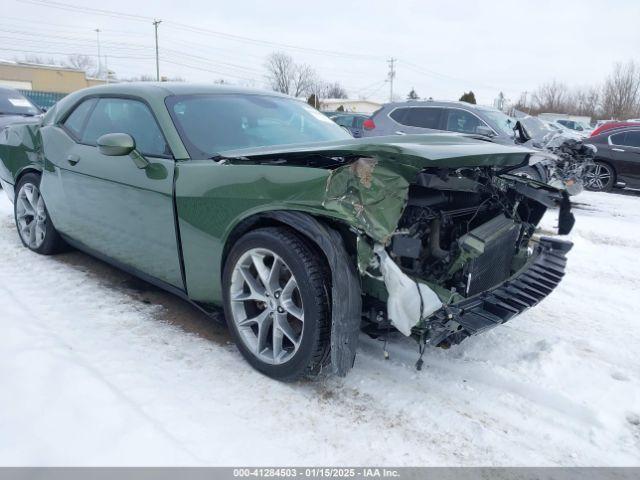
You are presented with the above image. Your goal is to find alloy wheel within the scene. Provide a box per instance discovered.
[584,163,612,191]
[16,182,47,249]
[229,248,305,365]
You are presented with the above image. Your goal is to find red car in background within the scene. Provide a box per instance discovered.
[591,121,640,137]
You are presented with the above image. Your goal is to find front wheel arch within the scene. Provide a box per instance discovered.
[221,210,362,377]
[14,167,43,191]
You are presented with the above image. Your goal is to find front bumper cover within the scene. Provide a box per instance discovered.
[419,237,573,346]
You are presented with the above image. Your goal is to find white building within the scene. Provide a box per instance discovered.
[319,99,382,114]
[538,113,592,125]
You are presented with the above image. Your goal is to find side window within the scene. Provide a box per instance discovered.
[62,98,97,140]
[610,132,627,145]
[445,109,484,134]
[82,98,169,157]
[623,131,640,147]
[393,107,443,129]
[334,115,353,128]
[389,108,408,124]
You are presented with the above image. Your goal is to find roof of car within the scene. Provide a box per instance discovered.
[379,100,501,112]
[46,82,293,124]
[72,82,289,98]
[593,125,640,138]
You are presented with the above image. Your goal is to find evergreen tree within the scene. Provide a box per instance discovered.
[459,91,477,104]
[307,94,319,109]
[407,88,419,100]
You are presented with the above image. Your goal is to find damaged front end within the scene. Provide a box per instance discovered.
[358,166,574,350]
[219,134,574,371]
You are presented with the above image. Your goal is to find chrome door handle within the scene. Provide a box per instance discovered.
[612,148,625,152]
[66,154,80,165]
[395,131,407,135]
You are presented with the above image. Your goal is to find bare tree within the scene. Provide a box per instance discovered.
[265,52,295,94]
[291,63,317,98]
[532,80,569,112]
[324,82,348,99]
[19,55,59,66]
[569,86,601,118]
[64,54,96,74]
[601,61,640,119]
[264,52,318,97]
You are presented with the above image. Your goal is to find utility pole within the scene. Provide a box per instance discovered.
[94,28,101,79]
[387,58,396,102]
[153,19,162,81]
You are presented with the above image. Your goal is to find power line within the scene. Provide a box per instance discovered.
[19,0,386,61]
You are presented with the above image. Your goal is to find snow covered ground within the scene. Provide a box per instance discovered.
[0,189,639,466]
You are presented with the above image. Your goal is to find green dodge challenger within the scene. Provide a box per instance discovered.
[0,83,574,381]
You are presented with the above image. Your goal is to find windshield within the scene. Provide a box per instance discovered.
[482,110,516,137]
[167,94,351,157]
[519,116,555,139]
[0,90,40,116]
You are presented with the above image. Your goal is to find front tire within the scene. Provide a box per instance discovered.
[14,173,65,255]
[585,161,615,192]
[222,227,331,382]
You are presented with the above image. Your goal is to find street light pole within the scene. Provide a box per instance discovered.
[153,19,162,81]
[387,58,396,102]
[94,28,101,79]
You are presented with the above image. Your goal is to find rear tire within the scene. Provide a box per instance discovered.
[14,173,65,255]
[222,227,331,382]
[585,161,615,192]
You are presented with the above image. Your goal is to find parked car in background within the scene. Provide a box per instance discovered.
[323,111,369,138]
[590,121,640,138]
[0,83,574,381]
[555,119,592,136]
[0,86,42,128]
[362,100,517,143]
[516,116,594,195]
[584,126,640,191]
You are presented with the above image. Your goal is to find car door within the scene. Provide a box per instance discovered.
[48,96,184,289]
[444,108,489,135]
[388,107,444,134]
[609,131,640,187]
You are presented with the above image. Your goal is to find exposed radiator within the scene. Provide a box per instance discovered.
[460,215,521,297]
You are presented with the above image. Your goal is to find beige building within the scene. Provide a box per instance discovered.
[0,60,105,93]
[319,98,382,114]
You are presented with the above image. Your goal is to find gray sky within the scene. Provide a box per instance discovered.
[2,0,639,105]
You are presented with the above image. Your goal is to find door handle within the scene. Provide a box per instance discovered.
[612,148,625,152]
[66,154,80,165]
[395,131,407,135]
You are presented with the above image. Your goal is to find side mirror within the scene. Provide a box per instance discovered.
[97,133,135,156]
[475,125,494,137]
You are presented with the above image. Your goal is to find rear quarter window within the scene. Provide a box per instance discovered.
[390,107,443,129]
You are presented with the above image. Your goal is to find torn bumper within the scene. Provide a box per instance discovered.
[419,237,573,346]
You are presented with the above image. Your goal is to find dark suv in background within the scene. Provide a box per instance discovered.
[323,112,369,138]
[362,100,518,143]
[585,126,640,191]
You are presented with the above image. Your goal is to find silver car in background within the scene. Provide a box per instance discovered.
[362,100,518,143]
